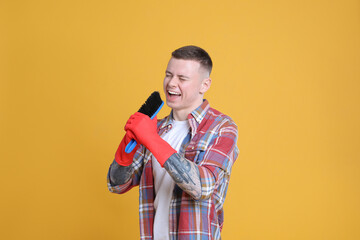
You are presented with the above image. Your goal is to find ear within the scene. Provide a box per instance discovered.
[200,78,211,94]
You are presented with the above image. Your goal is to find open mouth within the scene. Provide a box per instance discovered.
[168,90,181,97]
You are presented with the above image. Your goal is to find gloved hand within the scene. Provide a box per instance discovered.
[125,112,176,167]
[115,132,139,166]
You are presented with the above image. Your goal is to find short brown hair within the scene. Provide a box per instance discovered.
[172,45,213,75]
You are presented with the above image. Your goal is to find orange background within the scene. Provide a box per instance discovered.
[1,0,360,239]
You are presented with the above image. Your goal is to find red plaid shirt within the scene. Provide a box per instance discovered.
[108,100,239,239]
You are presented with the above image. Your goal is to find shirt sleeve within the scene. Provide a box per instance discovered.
[196,118,239,200]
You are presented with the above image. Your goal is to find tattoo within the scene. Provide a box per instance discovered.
[109,159,134,186]
[164,153,201,200]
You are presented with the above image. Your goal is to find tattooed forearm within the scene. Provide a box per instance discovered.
[109,159,134,186]
[163,153,201,200]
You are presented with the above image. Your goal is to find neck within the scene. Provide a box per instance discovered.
[172,109,189,121]
[172,99,204,121]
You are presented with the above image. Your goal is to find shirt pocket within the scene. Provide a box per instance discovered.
[184,143,208,164]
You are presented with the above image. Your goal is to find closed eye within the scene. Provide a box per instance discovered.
[165,72,173,78]
[178,75,189,81]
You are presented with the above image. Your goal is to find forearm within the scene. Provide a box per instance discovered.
[109,159,134,186]
[163,153,201,200]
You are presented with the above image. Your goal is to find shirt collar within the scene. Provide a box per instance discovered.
[188,99,210,125]
[159,99,210,138]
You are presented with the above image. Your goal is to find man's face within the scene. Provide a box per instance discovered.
[163,58,210,118]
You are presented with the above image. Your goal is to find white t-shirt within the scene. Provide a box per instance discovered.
[152,120,190,240]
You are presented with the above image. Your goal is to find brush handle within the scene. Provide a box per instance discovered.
[124,101,164,154]
[125,139,137,153]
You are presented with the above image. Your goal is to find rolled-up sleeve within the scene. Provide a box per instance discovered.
[197,119,239,200]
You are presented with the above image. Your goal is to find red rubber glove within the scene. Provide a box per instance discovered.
[115,133,139,166]
[125,112,176,167]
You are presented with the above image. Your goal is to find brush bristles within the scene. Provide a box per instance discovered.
[138,91,163,117]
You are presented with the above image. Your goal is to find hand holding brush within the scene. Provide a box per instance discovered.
[115,91,164,166]
[124,91,164,153]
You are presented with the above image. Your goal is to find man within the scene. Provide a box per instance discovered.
[107,45,239,240]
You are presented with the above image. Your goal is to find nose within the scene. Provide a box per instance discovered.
[167,76,178,87]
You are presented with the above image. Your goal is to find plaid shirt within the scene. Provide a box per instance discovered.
[108,100,239,240]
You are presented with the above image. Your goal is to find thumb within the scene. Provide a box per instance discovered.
[125,130,137,143]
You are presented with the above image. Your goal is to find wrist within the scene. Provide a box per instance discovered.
[145,135,176,167]
[115,134,138,166]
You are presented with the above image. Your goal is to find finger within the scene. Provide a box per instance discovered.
[123,132,133,144]
[125,130,136,141]
[134,112,147,117]
[124,119,134,132]
[124,113,139,130]
[124,119,131,131]
[124,122,132,132]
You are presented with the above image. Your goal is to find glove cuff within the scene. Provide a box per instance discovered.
[147,135,177,167]
[115,134,138,166]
